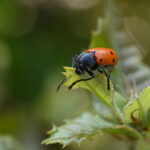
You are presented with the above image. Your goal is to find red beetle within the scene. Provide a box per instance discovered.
[57,48,118,91]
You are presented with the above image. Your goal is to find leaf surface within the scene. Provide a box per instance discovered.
[62,67,126,109]
[42,112,142,147]
[123,87,150,124]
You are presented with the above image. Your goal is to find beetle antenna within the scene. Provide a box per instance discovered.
[56,78,67,92]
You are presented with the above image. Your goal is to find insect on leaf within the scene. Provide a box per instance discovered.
[62,67,114,107]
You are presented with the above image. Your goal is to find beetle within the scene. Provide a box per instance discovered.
[57,48,118,91]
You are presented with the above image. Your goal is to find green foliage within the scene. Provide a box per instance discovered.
[62,67,113,107]
[43,66,150,147]
[62,67,126,109]
[123,87,150,125]
[62,67,126,122]
[42,112,113,147]
[43,3,150,148]
[42,112,142,147]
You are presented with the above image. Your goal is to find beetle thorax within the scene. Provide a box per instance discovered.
[73,52,97,74]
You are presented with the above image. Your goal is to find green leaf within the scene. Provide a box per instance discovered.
[61,67,127,122]
[92,94,114,120]
[42,112,142,147]
[123,99,141,124]
[123,87,150,125]
[138,87,150,115]
[62,67,114,107]
[112,92,127,123]
[103,125,142,140]
[138,87,150,126]
[42,112,113,147]
[62,67,127,109]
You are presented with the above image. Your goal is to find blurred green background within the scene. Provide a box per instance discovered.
[0,0,150,150]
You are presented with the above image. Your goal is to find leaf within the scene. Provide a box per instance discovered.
[62,67,114,107]
[42,112,113,147]
[62,67,127,110]
[138,87,150,116]
[92,94,114,120]
[123,99,141,124]
[42,112,142,147]
[123,87,150,125]
[138,87,150,126]
[112,92,127,123]
[61,66,127,123]
[103,125,142,140]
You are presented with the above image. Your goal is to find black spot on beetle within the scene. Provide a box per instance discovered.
[100,58,103,62]
[112,58,115,63]
[110,51,114,55]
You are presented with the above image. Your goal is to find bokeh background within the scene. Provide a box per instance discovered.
[0,0,150,150]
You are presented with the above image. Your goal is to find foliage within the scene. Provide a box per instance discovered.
[42,112,142,147]
[43,1,150,149]
[43,66,150,147]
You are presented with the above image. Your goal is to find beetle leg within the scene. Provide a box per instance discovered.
[68,69,95,90]
[98,69,103,73]
[56,78,67,92]
[98,66,110,90]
